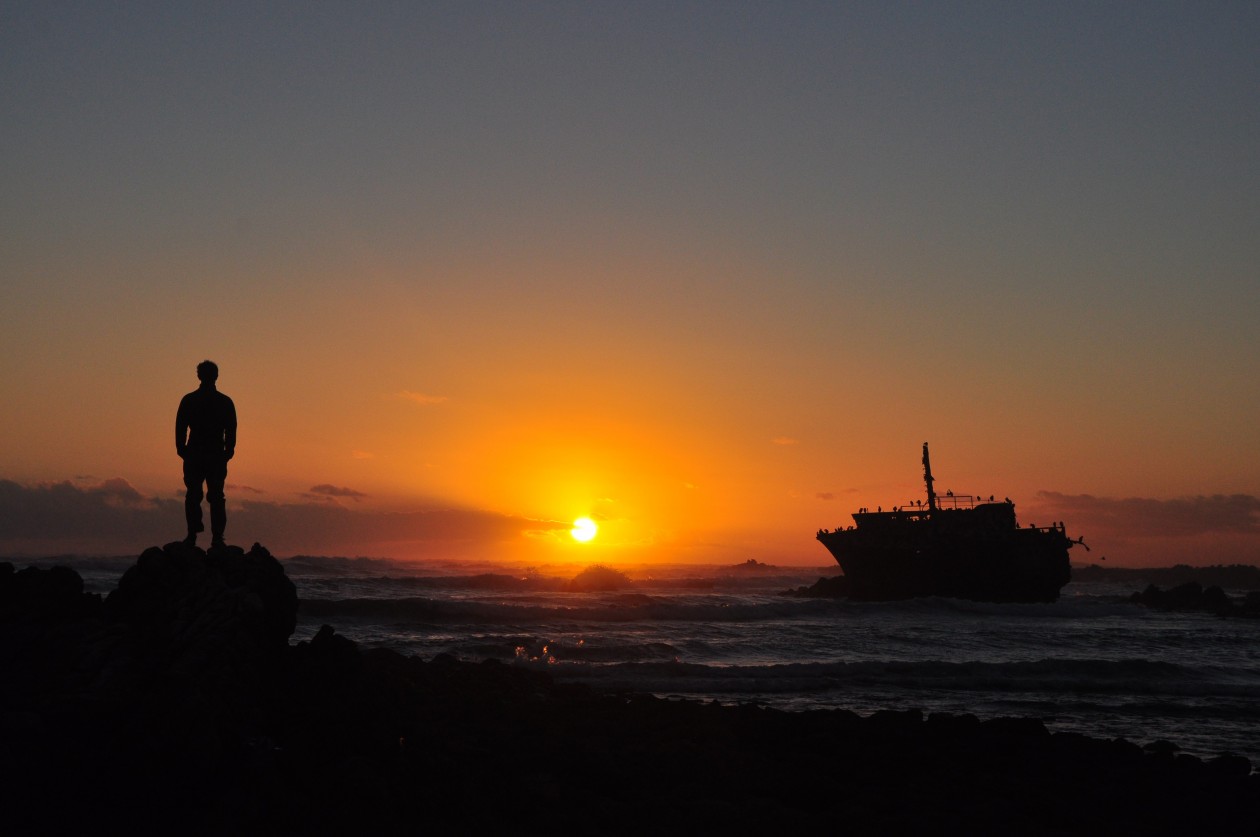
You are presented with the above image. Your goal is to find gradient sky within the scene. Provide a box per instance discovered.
[3,2,1258,566]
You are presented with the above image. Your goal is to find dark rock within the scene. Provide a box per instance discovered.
[106,541,296,650]
[925,711,981,740]
[4,545,1259,836]
[781,575,849,598]
[1110,736,1147,765]
[1131,581,1245,617]
[1077,563,1260,589]
[1201,584,1231,610]
[980,716,1050,739]
[1209,753,1253,777]
[0,562,101,620]
[294,623,362,677]
[867,707,924,734]
[1145,739,1181,757]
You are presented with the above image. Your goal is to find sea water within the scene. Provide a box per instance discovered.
[71,555,1260,764]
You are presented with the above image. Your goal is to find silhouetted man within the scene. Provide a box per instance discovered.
[176,360,236,548]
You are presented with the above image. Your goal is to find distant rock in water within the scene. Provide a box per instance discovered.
[725,558,779,573]
[1131,581,1260,619]
[782,575,850,598]
[1075,563,1260,589]
[567,563,632,591]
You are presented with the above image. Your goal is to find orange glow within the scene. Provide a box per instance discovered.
[570,517,598,542]
[0,256,1254,569]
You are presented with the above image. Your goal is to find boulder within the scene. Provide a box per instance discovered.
[0,561,102,620]
[105,541,296,651]
[781,575,850,598]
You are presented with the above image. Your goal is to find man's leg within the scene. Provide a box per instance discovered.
[183,458,205,544]
[206,458,228,547]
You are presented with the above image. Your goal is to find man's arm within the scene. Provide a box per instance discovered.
[224,397,237,460]
[175,395,189,458]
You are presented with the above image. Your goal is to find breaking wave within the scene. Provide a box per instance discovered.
[542,657,1260,699]
[298,594,839,624]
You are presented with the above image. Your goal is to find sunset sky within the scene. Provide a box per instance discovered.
[3,3,1258,566]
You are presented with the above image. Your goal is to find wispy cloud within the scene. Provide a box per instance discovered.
[397,391,449,406]
[0,477,557,557]
[1036,491,1260,537]
[306,484,369,502]
[771,437,800,446]
[351,450,375,460]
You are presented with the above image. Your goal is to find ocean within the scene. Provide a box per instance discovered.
[71,554,1260,765]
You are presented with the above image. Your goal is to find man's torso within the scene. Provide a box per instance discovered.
[180,388,236,454]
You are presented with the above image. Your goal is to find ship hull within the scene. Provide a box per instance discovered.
[816,526,1071,603]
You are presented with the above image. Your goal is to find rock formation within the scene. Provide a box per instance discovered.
[1132,581,1260,618]
[2,544,1258,835]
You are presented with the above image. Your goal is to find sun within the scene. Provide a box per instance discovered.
[570,516,598,543]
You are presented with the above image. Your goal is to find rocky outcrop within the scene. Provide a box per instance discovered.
[3,546,1258,835]
[106,541,297,651]
[1,542,297,834]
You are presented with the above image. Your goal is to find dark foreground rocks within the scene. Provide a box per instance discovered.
[3,547,1258,836]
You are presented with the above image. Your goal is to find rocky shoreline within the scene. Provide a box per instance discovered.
[3,544,1257,835]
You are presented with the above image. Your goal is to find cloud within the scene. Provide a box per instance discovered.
[814,488,856,501]
[92,477,148,506]
[306,484,369,502]
[351,450,375,460]
[1035,491,1260,538]
[0,477,560,558]
[771,437,800,446]
[0,478,174,550]
[231,501,561,551]
[397,391,449,406]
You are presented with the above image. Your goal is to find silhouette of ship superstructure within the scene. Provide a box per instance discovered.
[816,444,1082,602]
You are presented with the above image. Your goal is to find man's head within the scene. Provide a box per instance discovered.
[196,360,219,384]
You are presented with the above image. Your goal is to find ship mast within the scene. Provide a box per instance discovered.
[922,442,938,514]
